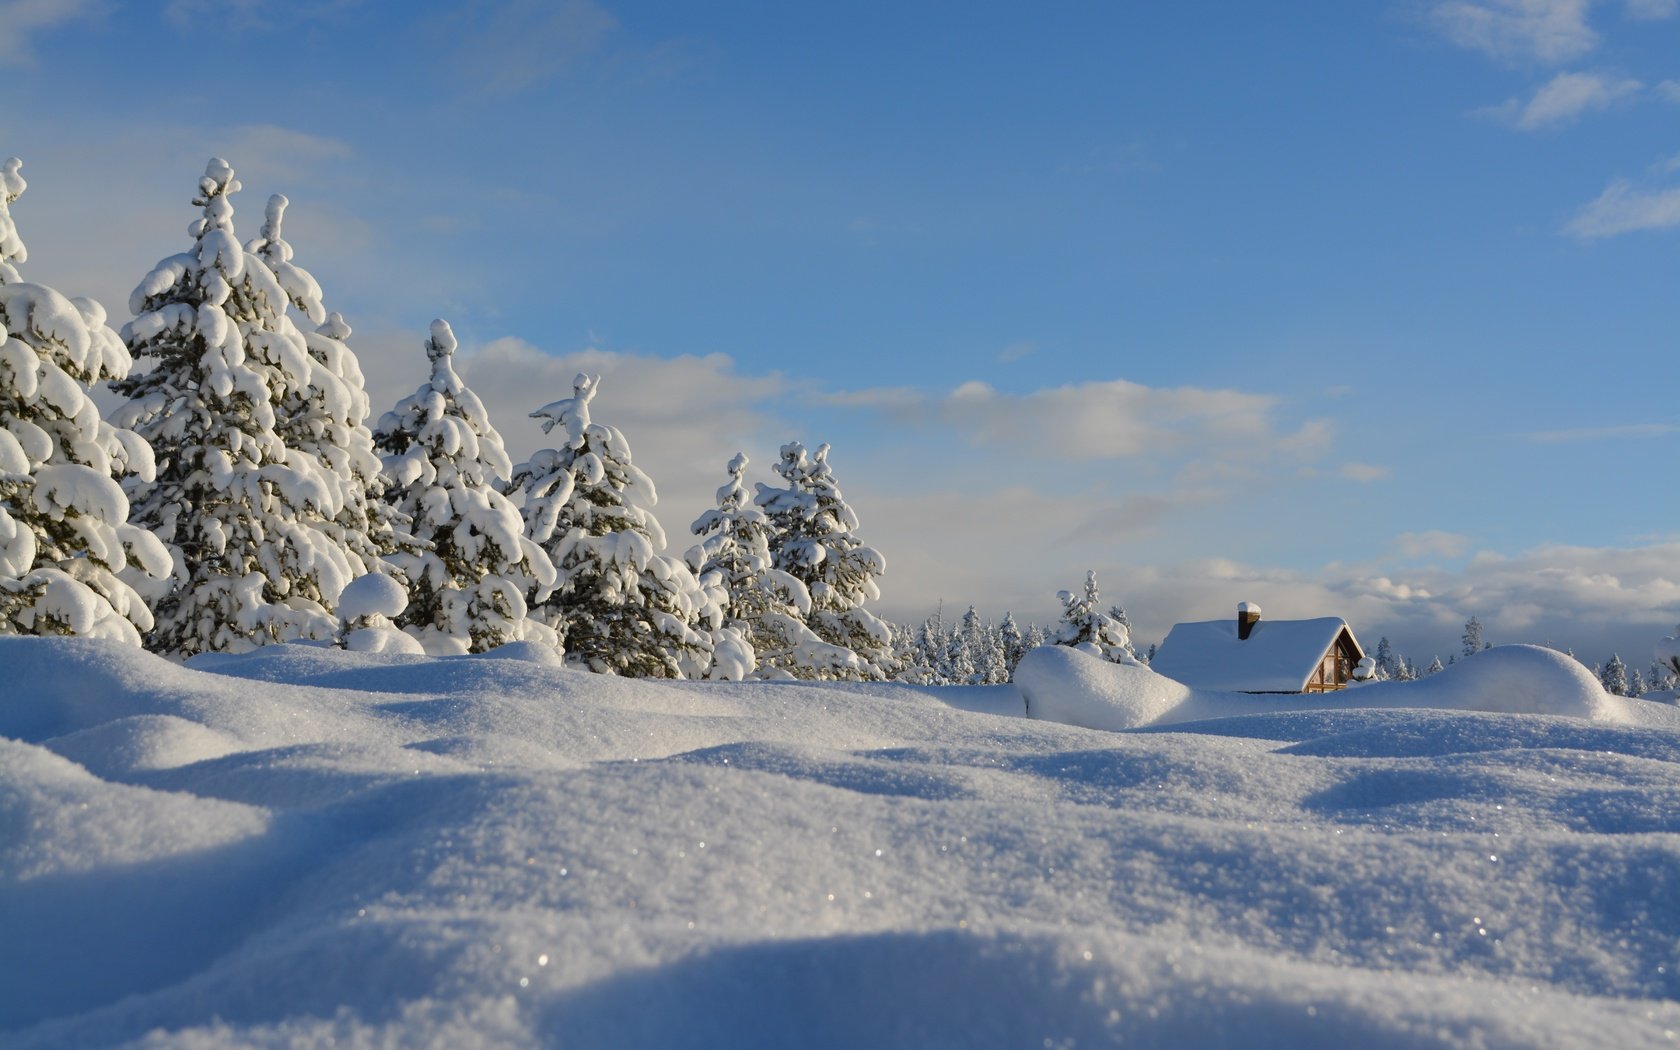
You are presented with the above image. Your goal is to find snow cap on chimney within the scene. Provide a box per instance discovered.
[1237,601,1262,640]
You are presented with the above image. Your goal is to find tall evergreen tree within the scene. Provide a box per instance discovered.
[374,319,555,654]
[245,194,397,578]
[0,157,171,642]
[511,372,715,677]
[754,441,893,680]
[688,452,850,679]
[112,159,354,655]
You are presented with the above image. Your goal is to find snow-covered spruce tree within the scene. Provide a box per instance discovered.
[1052,570,1140,664]
[245,194,398,578]
[1462,616,1485,658]
[1600,653,1629,697]
[688,452,856,679]
[0,157,171,642]
[998,611,1030,677]
[373,319,556,654]
[511,372,715,677]
[753,441,894,680]
[111,158,359,655]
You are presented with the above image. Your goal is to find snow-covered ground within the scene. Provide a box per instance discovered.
[4,639,1679,1049]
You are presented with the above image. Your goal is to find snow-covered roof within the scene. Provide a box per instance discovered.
[1149,616,1358,693]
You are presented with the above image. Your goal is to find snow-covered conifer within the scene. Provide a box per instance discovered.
[0,158,171,642]
[374,319,555,654]
[999,610,1028,677]
[1372,636,1397,681]
[512,372,714,677]
[112,159,359,655]
[245,195,398,577]
[1426,656,1444,676]
[1628,667,1647,699]
[1600,653,1629,697]
[753,441,893,680]
[1052,570,1139,664]
[688,452,852,679]
[1462,616,1485,658]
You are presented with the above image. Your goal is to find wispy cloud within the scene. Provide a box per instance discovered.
[1566,160,1680,237]
[1429,0,1600,63]
[831,377,1326,464]
[1479,70,1643,128]
[1524,422,1680,442]
[1658,80,1680,103]
[430,0,618,97]
[0,0,104,68]
[1395,530,1473,559]
[1623,0,1678,18]
[1338,462,1393,483]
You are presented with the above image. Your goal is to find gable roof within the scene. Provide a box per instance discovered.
[1148,616,1358,693]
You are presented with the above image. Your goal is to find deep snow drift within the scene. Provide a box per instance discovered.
[3,638,1679,1048]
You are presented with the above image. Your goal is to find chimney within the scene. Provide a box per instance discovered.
[1237,601,1262,641]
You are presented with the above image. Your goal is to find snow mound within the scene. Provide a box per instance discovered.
[41,714,247,777]
[1017,643,1632,732]
[1015,644,1191,730]
[337,572,408,621]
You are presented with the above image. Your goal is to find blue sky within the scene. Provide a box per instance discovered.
[3,0,1677,666]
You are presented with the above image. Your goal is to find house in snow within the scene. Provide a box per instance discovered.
[1148,602,1365,694]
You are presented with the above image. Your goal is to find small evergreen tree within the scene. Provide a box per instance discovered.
[1426,655,1444,676]
[1600,653,1629,697]
[0,158,171,642]
[1461,616,1484,658]
[1052,570,1138,663]
[999,610,1029,678]
[374,319,556,654]
[1628,667,1647,699]
[688,452,851,679]
[1372,636,1397,680]
[754,441,894,679]
[512,372,715,677]
[112,159,353,655]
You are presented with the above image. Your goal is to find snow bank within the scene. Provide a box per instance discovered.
[3,637,1679,1048]
[1018,643,1636,732]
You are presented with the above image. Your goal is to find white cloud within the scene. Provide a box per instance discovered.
[1658,80,1680,103]
[1566,173,1680,237]
[1525,422,1680,441]
[1482,70,1643,128]
[1623,0,1678,18]
[1429,0,1599,63]
[835,377,1326,464]
[1395,530,1473,558]
[0,0,104,68]
[1338,462,1392,483]
[431,0,618,96]
[997,341,1036,363]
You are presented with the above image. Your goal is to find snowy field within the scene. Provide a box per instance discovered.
[4,638,1680,1049]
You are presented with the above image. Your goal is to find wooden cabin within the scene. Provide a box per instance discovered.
[1147,602,1365,694]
